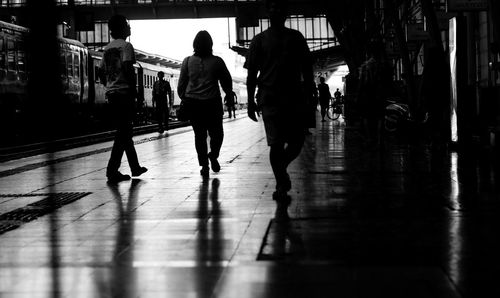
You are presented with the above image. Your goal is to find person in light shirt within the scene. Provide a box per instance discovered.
[177,30,235,177]
[98,14,147,183]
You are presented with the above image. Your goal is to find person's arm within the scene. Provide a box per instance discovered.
[122,43,137,96]
[244,39,260,122]
[97,58,107,85]
[218,58,233,96]
[299,33,315,104]
[166,81,172,108]
[246,68,258,122]
[177,57,189,100]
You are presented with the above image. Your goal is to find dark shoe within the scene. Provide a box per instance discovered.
[131,166,148,177]
[208,152,220,172]
[200,166,210,177]
[107,172,131,183]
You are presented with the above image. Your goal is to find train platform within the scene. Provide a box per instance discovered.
[0,112,499,298]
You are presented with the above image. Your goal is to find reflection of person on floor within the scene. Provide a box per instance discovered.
[106,179,144,297]
[245,0,315,202]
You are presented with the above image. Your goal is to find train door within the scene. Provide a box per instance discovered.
[135,63,144,105]
[87,53,95,105]
[79,49,89,105]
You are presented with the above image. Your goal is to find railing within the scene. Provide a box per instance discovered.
[0,0,258,6]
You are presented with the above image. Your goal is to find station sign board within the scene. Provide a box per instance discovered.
[447,0,487,11]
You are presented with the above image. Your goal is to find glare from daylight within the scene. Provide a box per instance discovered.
[129,18,246,79]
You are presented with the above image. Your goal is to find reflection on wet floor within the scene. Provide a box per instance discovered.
[0,115,498,297]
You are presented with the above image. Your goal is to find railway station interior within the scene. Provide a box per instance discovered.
[1,0,500,297]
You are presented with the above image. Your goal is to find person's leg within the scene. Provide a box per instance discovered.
[120,98,144,173]
[191,120,209,168]
[107,134,125,175]
[156,106,163,132]
[207,114,224,172]
[270,143,288,190]
[284,135,304,167]
[164,107,169,131]
[106,94,130,181]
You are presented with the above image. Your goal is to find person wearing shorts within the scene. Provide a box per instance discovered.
[245,0,315,201]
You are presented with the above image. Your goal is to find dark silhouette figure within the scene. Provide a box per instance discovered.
[245,0,315,201]
[334,88,342,103]
[224,91,237,118]
[317,77,331,122]
[177,30,234,177]
[357,39,391,147]
[152,71,172,133]
[98,14,147,183]
[421,46,450,147]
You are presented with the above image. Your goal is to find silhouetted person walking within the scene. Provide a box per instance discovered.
[245,0,315,201]
[224,92,237,118]
[98,14,147,183]
[334,88,342,103]
[357,39,391,147]
[317,77,331,122]
[153,71,171,133]
[177,30,235,178]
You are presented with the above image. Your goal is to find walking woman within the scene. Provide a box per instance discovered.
[177,30,235,177]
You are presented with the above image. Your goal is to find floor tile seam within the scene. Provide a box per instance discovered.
[223,183,275,267]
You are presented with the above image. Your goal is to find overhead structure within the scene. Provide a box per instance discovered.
[135,49,182,69]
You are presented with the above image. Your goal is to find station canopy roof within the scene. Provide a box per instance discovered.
[135,49,182,69]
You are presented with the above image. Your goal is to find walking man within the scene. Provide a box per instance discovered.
[98,14,147,182]
[245,0,315,201]
[153,71,172,133]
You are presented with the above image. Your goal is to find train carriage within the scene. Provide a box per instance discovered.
[0,19,246,147]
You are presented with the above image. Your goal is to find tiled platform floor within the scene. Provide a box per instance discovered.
[0,113,499,297]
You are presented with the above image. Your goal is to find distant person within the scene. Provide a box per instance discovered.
[98,14,147,183]
[177,30,235,177]
[152,71,172,133]
[245,0,315,201]
[317,77,331,122]
[224,91,237,118]
[334,88,342,103]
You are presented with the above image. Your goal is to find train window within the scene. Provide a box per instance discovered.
[82,52,87,77]
[95,65,100,83]
[67,52,73,77]
[16,44,26,73]
[7,40,15,71]
[0,38,4,69]
[60,51,66,77]
[74,53,80,79]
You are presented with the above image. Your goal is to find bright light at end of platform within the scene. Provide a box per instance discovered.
[129,18,246,79]
[327,65,349,93]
